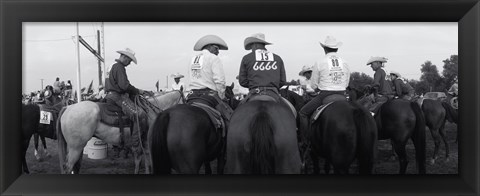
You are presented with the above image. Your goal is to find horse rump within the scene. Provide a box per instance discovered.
[249,105,276,174]
[150,112,172,174]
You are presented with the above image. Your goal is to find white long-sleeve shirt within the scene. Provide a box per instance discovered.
[311,52,350,91]
[171,82,185,91]
[300,78,315,93]
[189,49,226,99]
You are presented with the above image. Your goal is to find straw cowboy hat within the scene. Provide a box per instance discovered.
[298,65,313,76]
[172,73,185,79]
[194,35,229,51]
[390,71,401,78]
[116,48,137,64]
[244,33,272,50]
[366,56,388,65]
[320,36,343,49]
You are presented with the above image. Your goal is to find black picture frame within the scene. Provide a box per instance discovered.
[1,0,479,195]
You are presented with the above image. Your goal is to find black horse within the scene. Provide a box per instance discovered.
[420,98,458,164]
[149,84,236,174]
[22,103,40,173]
[354,88,426,174]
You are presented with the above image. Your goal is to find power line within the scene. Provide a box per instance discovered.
[25,35,96,42]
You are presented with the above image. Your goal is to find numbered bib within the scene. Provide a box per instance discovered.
[327,56,344,71]
[255,50,274,62]
[191,55,204,70]
[39,111,52,124]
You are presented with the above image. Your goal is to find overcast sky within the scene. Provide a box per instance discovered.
[23,22,457,94]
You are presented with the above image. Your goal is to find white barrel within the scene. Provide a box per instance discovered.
[86,137,107,159]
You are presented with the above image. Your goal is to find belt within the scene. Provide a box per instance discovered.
[249,87,278,94]
[191,88,212,92]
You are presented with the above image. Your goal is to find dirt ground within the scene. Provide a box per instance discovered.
[25,122,458,174]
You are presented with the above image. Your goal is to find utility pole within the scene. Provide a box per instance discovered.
[75,22,82,102]
[101,23,106,84]
[97,30,102,86]
[40,79,44,89]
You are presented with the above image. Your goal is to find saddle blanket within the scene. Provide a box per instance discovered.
[97,103,131,127]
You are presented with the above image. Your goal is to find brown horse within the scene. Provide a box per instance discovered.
[56,91,182,174]
[224,97,301,174]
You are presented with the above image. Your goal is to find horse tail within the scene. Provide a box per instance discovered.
[351,101,376,174]
[56,107,67,174]
[441,101,458,124]
[150,112,171,174]
[410,101,426,174]
[249,104,276,174]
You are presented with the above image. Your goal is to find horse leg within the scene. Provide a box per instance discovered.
[64,147,83,174]
[324,160,331,174]
[439,123,450,162]
[41,135,50,157]
[204,161,212,174]
[34,133,41,161]
[311,152,320,174]
[217,153,226,174]
[393,141,408,174]
[22,137,31,174]
[429,127,442,165]
[72,150,83,174]
[389,140,397,161]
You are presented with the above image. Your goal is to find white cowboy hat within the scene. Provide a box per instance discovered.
[244,33,272,50]
[390,71,401,78]
[116,48,137,64]
[194,35,229,51]
[366,56,388,65]
[298,65,313,76]
[172,73,184,79]
[320,36,343,49]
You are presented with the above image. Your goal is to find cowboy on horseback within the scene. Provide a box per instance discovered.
[239,33,286,102]
[366,56,394,114]
[299,65,318,102]
[188,35,233,122]
[171,73,185,92]
[448,76,458,97]
[104,48,152,153]
[298,36,351,142]
[390,71,414,100]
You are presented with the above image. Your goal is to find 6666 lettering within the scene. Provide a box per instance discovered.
[253,61,278,71]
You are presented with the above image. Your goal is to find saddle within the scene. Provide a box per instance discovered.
[311,94,347,122]
[97,103,131,128]
[38,104,62,140]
